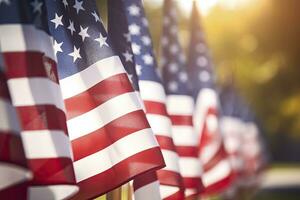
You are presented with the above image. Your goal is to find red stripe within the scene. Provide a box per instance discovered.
[155,135,176,152]
[70,147,165,200]
[202,172,234,196]
[16,105,68,134]
[169,115,193,126]
[0,133,27,167]
[0,180,28,199]
[3,52,59,83]
[133,171,158,191]
[176,146,198,157]
[28,157,76,185]
[157,169,183,188]
[163,189,185,200]
[203,145,227,172]
[143,101,168,116]
[183,177,204,191]
[65,73,133,120]
[71,110,151,161]
[0,72,11,100]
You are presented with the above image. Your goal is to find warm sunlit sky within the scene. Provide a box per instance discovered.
[150,0,255,16]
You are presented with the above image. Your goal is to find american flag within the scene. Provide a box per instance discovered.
[187,2,234,195]
[118,0,184,199]
[0,1,78,199]
[161,0,204,198]
[107,1,163,199]
[0,52,32,199]
[46,0,165,199]
[219,85,246,195]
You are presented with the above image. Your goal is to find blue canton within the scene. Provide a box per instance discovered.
[45,0,116,80]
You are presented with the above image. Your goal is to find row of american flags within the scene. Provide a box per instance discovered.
[0,0,267,199]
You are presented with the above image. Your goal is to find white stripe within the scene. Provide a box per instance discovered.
[138,80,166,103]
[0,24,55,61]
[202,159,231,187]
[146,114,172,137]
[21,130,73,159]
[161,149,180,173]
[67,92,142,140]
[166,95,194,115]
[8,78,65,112]
[179,157,202,177]
[134,181,161,200]
[185,188,197,197]
[60,56,125,99]
[194,88,219,135]
[74,128,158,182]
[160,185,179,199]
[29,185,79,200]
[0,162,32,190]
[0,99,20,133]
[172,126,198,146]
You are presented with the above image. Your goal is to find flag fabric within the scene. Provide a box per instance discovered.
[0,1,78,199]
[46,0,165,199]
[161,0,204,198]
[187,2,234,195]
[0,52,32,198]
[219,85,246,196]
[120,0,184,199]
[107,1,163,200]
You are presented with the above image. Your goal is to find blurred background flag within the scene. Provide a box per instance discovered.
[119,0,185,199]
[0,1,78,199]
[187,2,234,195]
[0,52,32,198]
[107,0,163,200]
[46,0,165,199]
[160,0,204,198]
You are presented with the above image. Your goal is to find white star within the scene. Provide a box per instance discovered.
[31,0,43,14]
[142,54,153,65]
[128,4,140,16]
[142,18,148,26]
[62,0,68,8]
[95,33,109,47]
[141,36,151,46]
[170,44,179,54]
[170,7,177,18]
[51,13,63,29]
[91,11,100,22]
[179,54,185,63]
[0,0,10,5]
[163,17,170,26]
[129,23,140,35]
[168,81,178,92]
[196,56,208,67]
[127,73,134,84]
[53,40,63,56]
[196,43,206,53]
[169,63,178,73]
[79,26,90,42]
[198,71,210,82]
[123,32,131,42]
[68,46,82,63]
[67,20,75,35]
[179,72,188,82]
[131,43,141,55]
[136,65,142,75]
[161,37,168,46]
[73,0,84,14]
[122,51,133,62]
[170,25,177,35]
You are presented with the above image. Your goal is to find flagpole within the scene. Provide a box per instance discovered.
[106,187,122,200]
